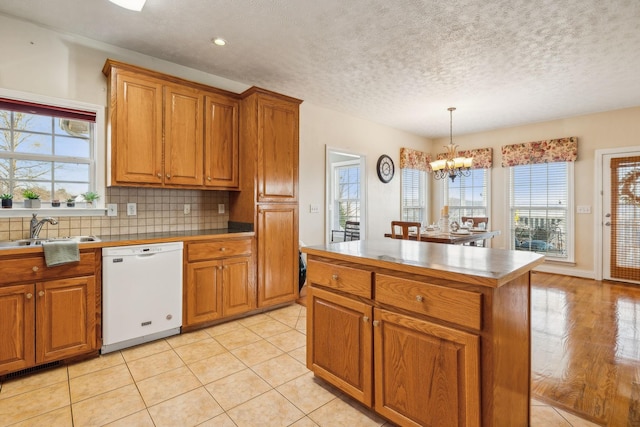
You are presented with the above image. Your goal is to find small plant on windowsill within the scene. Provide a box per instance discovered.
[81,191,100,207]
[22,190,41,209]
[67,197,76,208]
[1,194,13,209]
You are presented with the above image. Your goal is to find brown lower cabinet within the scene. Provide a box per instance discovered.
[0,250,99,376]
[183,237,256,328]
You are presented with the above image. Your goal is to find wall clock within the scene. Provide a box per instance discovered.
[376,154,395,183]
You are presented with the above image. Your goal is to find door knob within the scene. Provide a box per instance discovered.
[605,222,611,226]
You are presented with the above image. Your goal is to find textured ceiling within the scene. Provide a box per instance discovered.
[1,0,640,137]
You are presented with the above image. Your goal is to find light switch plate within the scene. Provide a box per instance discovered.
[183,204,191,215]
[107,203,118,217]
[127,202,137,216]
[218,204,225,214]
[576,205,591,214]
[310,204,320,213]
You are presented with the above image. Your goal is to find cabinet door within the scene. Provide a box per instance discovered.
[307,286,373,406]
[36,276,97,363]
[374,308,481,427]
[204,93,239,188]
[222,256,255,316]
[113,70,164,185]
[185,260,223,326]
[257,204,299,307]
[0,284,35,375]
[164,84,204,186]
[256,96,299,203]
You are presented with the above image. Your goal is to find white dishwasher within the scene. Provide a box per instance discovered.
[102,242,183,354]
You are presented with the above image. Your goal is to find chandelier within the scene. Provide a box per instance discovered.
[429,107,473,182]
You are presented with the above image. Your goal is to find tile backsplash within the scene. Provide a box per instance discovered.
[0,187,230,241]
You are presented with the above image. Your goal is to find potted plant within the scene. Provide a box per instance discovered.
[1,194,13,209]
[51,199,61,207]
[22,190,41,208]
[67,197,76,208]
[81,191,100,207]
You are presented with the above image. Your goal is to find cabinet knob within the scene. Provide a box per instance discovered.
[218,266,223,270]
[32,266,39,272]
[331,274,338,281]
[157,173,162,178]
[259,193,264,198]
[220,247,226,251]
[363,316,369,323]
[415,295,424,302]
[38,291,44,297]
[207,176,212,181]
[166,174,171,179]
[372,320,380,327]
[26,292,33,299]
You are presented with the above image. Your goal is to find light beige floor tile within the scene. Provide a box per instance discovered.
[267,329,307,352]
[227,389,305,427]
[276,372,340,413]
[555,408,601,426]
[289,346,308,365]
[231,339,284,366]
[173,338,227,364]
[245,318,293,338]
[148,387,223,427]
[188,351,247,385]
[166,329,211,348]
[308,395,386,427]
[68,351,125,378]
[0,366,68,399]
[9,406,72,427]
[215,327,262,350]
[267,305,304,328]
[0,381,69,426]
[296,315,307,333]
[126,349,185,382]
[237,313,271,326]
[104,409,154,427]
[289,416,320,427]
[136,366,201,406]
[198,412,238,427]
[203,320,245,337]
[530,405,572,426]
[72,384,145,427]
[121,339,172,362]
[70,363,134,403]
[205,368,272,410]
[251,353,310,387]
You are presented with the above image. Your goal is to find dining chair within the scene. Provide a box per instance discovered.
[461,216,489,246]
[391,221,422,241]
[344,221,360,241]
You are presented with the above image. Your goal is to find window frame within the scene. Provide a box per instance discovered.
[506,161,575,262]
[0,88,105,217]
[443,168,491,225]
[401,167,427,223]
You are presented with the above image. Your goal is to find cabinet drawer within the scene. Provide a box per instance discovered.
[0,251,96,286]
[307,260,372,299]
[375,274,482,330]
[188,238,252,261]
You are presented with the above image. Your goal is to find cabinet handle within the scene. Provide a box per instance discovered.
[38,291,44,297]
[331,274,338,281]
[372,320,380,327]
[26,293,33,299]
[166,174,171,179]
[363,316,369,323]
[32,266,39,272]
[207,176,212,181]
[415,295,424,302]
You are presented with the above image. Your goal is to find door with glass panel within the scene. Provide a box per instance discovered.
[326,149,366,243]
[603,153,640,284]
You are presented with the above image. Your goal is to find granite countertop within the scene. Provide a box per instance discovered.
[302,239,545,288]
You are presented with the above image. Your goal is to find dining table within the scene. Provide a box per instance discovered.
[384,229,501,246]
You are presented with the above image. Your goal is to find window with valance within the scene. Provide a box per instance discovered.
[399,148,430,222]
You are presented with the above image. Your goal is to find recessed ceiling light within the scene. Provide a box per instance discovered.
[109,0,146,12]
[212,38,227,46]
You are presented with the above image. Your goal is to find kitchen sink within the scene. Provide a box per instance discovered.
[0,236,101,249]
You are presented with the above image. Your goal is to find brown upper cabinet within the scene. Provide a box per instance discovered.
[103,59,239,190]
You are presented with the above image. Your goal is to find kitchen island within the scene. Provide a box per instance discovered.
[302,239,545,427]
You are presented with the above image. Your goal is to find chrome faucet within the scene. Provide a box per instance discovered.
[30,213,58,239]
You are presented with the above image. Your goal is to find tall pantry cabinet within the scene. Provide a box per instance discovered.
[230,88,302,308]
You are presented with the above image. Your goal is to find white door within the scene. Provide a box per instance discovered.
[602,150,640,284]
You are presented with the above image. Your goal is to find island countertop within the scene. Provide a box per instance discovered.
[302,238,545,288]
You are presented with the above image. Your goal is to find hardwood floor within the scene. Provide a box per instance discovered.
[531,272,640,426]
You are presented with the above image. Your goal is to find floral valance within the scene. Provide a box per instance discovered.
[400,147,432,172]
[433,147,493,169]
[501,137,578,167]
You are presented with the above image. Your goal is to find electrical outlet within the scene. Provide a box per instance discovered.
[107,203,118,217]
[218,204,225,214]
[576,205,591,214]
[183,204,191,215]
[309,204,320,213]
[127,202,137,216]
